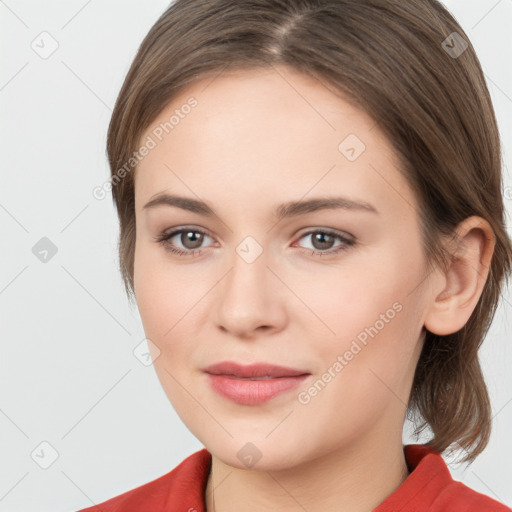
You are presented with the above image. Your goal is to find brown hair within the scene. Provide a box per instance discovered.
[106,0,512,462]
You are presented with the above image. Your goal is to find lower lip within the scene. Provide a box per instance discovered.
[206,373,309,405]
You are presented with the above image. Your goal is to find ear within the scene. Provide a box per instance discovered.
[424,216,495,336]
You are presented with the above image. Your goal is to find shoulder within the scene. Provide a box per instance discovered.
[430,479,510,512]
[405,445,510,512]
[377,445,510,512]
[75,448,211,512]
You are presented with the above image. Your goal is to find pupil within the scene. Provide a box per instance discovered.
[183,231,202,249]
[314,233,333,250]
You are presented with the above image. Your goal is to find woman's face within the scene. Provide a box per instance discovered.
[133,65,434,469]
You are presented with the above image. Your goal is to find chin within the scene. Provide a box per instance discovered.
[202,435,310,472]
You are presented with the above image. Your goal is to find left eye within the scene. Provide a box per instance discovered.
[294,229,355,255]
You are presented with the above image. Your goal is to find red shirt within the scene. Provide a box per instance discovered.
[76,444,510,511]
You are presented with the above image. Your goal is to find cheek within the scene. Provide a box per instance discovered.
[133,254,200,410]
[134,242,180,341]
[296,246,421,340]
[308,245,426,382]
[297,299,423,441]
[133,243,211,356]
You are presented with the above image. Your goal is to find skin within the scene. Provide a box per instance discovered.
[132,65,495,511]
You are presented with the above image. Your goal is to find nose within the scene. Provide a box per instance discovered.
[213,242,287,339]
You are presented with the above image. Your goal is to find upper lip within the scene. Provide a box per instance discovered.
[203,361,310,378]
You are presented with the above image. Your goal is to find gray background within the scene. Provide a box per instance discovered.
[1,1,511,510]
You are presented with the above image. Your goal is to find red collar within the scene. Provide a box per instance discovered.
[375,444,452,511]
[78,444,509,511]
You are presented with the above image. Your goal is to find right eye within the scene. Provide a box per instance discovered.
[154,227,215,257]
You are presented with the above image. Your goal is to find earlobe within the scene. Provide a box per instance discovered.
[423,216,495,336]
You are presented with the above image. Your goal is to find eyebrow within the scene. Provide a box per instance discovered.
[142,193,378,219]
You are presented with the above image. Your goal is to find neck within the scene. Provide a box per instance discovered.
[204,435,410,512]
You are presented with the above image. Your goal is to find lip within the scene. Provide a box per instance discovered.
[203,361,309,378]
[203,361,310,405]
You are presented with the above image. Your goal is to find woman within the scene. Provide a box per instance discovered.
[78,0,512,510]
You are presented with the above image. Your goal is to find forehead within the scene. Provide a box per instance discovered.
[134,65,414,219]
[139,65,380,152]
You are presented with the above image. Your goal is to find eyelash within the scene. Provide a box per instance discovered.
[153,226,356,258]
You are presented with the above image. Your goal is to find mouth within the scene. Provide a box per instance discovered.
[222,376,286,380]
[203,361,310,379]
[203,361,311,405]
